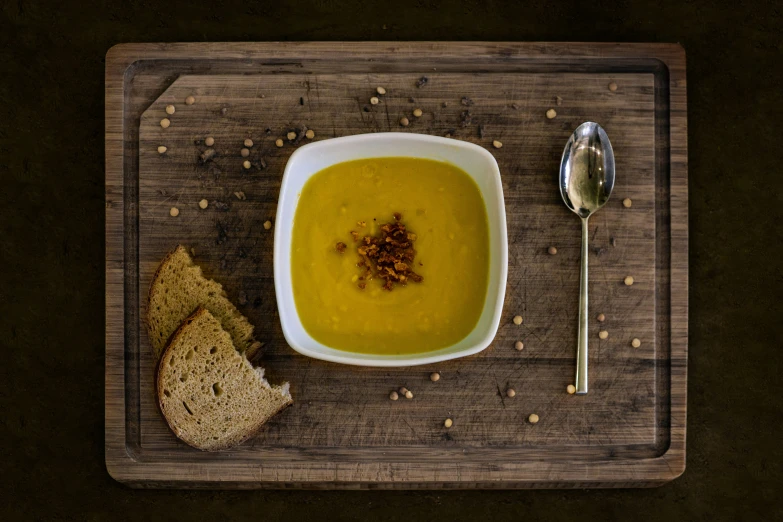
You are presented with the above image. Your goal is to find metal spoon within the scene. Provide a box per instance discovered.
[559,122,615,395]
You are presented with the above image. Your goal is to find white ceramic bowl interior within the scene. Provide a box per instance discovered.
[274,132,508,367]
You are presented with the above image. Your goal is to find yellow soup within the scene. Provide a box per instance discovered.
[290,157,490,355]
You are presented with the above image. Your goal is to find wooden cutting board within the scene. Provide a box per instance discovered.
[105,42,687,489]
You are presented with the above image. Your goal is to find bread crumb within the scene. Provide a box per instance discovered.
[198,199,208,209]
[430,372,440,382]
[305,129,315,139]
[444,418,453,428]
[389,391,399,401]
[609,82,618,92]
[623,198,632,208]
[567,384,576,394]
[244,138,254,147]
[506,388,516,398]
[413,108,423,118]
[165,105,175,115]
[275,138,284,147]
[263,220,272,230]
[169,207,179,217]
[160,118,170,129]
[515,341,524,351]
[185,95,195,105]
[513,315,523,325]
[370,96,380,105]
[493,140,503,149]
[205,137,215,147]
[546,108,557,119]
[597,313,606,322]
[376,86,386,95]
[624,276,634,286]
[548,246,557,255]
[528,413,539,424]
[599,330,609,340]
[631,338,641,348]
[400,117,409,126]
[157,145,167,154]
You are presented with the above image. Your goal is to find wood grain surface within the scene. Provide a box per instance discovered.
[106,42,687,489]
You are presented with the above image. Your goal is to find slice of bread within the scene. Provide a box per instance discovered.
[157,307,292,451]
[147,245,259,360]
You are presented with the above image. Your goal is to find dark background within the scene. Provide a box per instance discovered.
[1,0,781,520]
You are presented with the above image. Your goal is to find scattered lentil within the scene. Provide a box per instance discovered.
[370,96,380,105]
[405,390,414,399]
[376,86,387,95]
[399,387,409,395]
[513,315,523,325]
[305,129,315,139]
[528,413,540,424]
[609,82,618,92]
[198,199,209,209]
[623,198,632,208]
[599,330,609,340]
[430,372,440,382]
[548,246,557,255]
[444,418,453,428]
[165,105,175,115]
[493,140,503,149]
[597,313,606,322]
[399,117,409,127]
[567,384,576,395]
[244,138,254,147]
[169,207,179,217]
[546,108,557,119]
[631,338,642,348]
[624,276,634,286]
[240,148,250,157]
[205,137,215,147]
[413,108,423,118]
[389,391,399,401]
[515,341,524,351]
[506,388,516,398]
[157,146,167,154]
[160,118,170,129]
[243,160,251,170]
[185,95,195,105]
[287,131,297,141]
[275,138,284,147]
[263,220,272,230]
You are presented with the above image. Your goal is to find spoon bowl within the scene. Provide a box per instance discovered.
[558,122,615,395]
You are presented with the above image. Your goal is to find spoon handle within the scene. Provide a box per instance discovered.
[576,217,589,394]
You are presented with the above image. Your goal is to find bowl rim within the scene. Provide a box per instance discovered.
[274,132,508,367]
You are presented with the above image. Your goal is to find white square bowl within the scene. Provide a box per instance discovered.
[274,132,508,367]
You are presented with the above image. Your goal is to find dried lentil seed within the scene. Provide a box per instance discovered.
[515,341,524,351]
[528,413,539,424]
[513,315,523,325]
[389,391,399,401]
[506,388,516,398]
[370,96,380,105]
[287,131,297,141]
[305,129,315,139]
[405,390,414,399]
[623,198,632,208]
[599,330,609,340]
[624,276,634,286]
[399,117,409,126]
[413,108,423,118]
[631,338,641,348]
[263,220,272,230]
[275,138,284,147]
[160,118,170,129]
[376,86,386,95]
[548,246,557,255]
[546,108,557,119]
[169,207,179,217]
[185,95,195,105]
[157,146,167,154]
[444,418,453,428]
[493,140,503,149]
[205,137,215,147]
[240,148,250,157]
[609,82,618,92]
[198,199,208,209]
[165,105,175,115]
[244,138,254,147]
[243,160,251,170]
[567,384,576,394]
[597,313,606,322]
[430,372,440,382]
